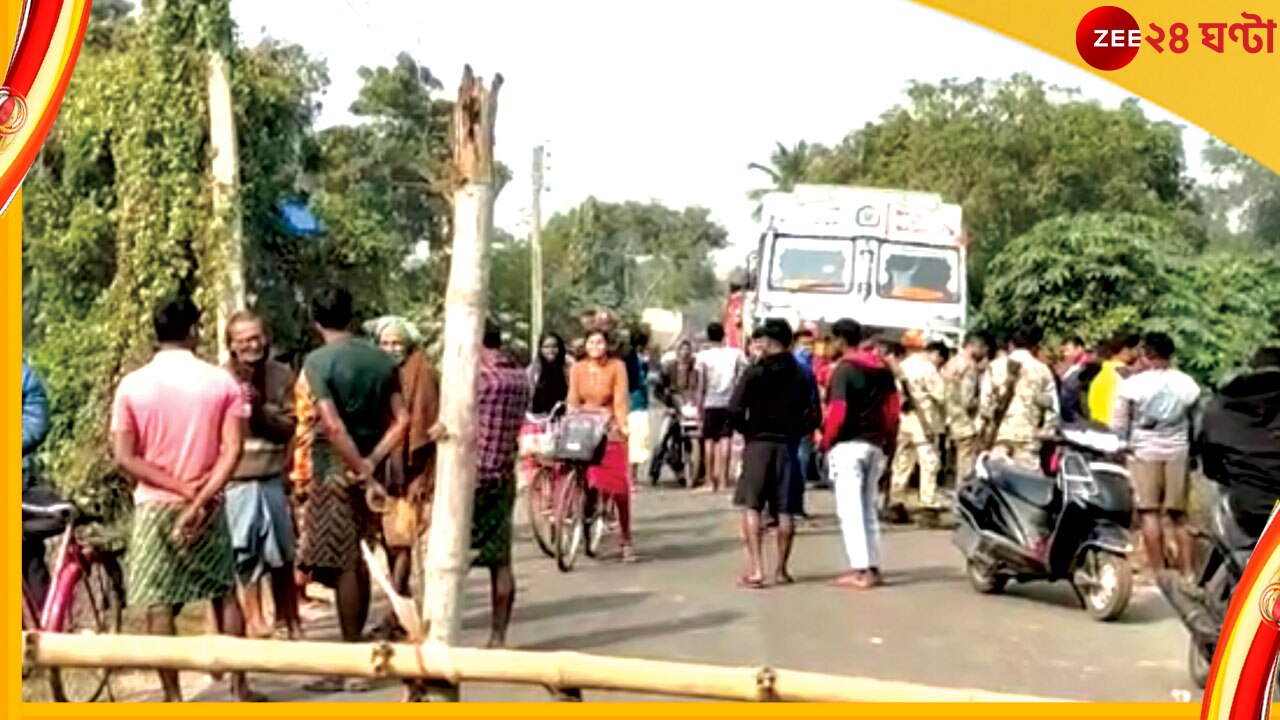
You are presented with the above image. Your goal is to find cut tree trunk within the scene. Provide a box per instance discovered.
[207,50,244,362]
[418,65,503,702]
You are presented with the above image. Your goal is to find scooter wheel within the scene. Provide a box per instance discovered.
[1075,549,1132,622]
[966,558,1007,595]
[1188,637,1211,690]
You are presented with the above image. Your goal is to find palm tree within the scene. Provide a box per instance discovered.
[747,141,820,221]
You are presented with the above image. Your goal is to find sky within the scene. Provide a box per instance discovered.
[231,0,1214,272]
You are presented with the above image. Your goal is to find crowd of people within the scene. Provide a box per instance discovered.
[18,286,1277,702]
[639,316,1270,597]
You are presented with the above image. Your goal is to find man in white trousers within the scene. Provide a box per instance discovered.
[820,319,901,591]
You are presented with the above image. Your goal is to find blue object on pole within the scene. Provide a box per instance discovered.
[275,199,322,237]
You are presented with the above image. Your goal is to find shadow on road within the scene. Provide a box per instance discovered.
[1006,582,1172,624]
[519,609,743,652]
[633,536,743,562]
[463,590,652,630]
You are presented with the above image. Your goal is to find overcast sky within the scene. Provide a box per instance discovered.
[231,0,1214,270]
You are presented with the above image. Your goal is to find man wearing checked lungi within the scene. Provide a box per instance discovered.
[111,298,263,702]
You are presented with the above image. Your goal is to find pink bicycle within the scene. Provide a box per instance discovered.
[22,496,125,702]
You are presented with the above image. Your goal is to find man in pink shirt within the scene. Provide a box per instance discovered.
[111,298,260,702]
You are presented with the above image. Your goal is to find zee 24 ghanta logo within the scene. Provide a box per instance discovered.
[1076,5,1276,70]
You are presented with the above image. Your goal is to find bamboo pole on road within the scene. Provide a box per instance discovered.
[22,632,1072,703]
[418,66,503,702]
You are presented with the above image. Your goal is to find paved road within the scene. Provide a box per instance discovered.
[164,483,1199,704]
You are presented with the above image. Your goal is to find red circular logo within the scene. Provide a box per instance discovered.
[1076,6,1141,71]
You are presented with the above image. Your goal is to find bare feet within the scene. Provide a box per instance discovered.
[830,571,875,590]
[774,569,795,585]
[486,634,506,649]
[737,574,766,589]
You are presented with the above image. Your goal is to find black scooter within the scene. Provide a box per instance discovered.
[1160,485,1270,688]
[952,428,1135,621]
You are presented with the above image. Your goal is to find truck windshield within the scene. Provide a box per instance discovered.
[877,243,959,303]
[767,236,854,293]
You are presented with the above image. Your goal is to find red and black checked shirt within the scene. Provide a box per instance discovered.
[476,349,532,483]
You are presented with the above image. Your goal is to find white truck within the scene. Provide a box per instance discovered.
[745,184,968,345]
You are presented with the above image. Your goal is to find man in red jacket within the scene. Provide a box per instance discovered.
[821,319,901,590]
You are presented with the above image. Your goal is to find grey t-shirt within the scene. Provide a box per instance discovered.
[1114,368,1201,461]
[696,346,747,409]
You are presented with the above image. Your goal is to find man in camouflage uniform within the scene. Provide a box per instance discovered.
[944,332,991,485]
[889,330,946,525]
[977,326,1059,469]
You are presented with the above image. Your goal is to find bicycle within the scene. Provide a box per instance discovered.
[553,467,617,571]
[521,403,566,558]
[22,495,126,703]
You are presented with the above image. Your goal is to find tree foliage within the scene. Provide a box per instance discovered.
[23,0,244,520]
[539,198,728,339]
[1201,138,1280,248]
[750,75,1200,299]
[979,213,1280,386]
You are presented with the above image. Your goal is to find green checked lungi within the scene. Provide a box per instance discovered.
[126,502,235,607]
[470,479,515,569]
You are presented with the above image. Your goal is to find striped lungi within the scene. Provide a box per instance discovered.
[127,502,235,607]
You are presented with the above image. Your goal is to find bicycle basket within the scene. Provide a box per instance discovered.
[552,410,610,464]
[519,420,557,458]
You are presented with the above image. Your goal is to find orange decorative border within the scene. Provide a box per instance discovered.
[6,0,1280,717]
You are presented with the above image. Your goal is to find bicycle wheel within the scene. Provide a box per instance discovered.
[554,468,586,572]
[584,490,610,559]
[527,466,557,558]
[49,554,123,703]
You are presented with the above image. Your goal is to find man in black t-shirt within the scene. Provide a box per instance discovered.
[820,319,901,591]
[727,319,819,588]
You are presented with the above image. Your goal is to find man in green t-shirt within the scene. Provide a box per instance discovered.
[296,287,408,694]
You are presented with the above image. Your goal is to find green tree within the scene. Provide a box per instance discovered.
[759,75,1199,300]
[539,198,728,338]
[1201,139,1280,248]
[22,1,322,519]
[980,212,1279,386]
[746,141,827,221]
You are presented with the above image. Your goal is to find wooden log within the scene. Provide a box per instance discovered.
[207,50,244,363]
[419,65,504,702]
[22,632,1070,703]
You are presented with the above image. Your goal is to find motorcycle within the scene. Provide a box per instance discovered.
[1160,485,1271,688]
[952,427,1135,621]
[649,399,701,487]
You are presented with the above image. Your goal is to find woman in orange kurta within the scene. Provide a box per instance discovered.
[567,329,635,561]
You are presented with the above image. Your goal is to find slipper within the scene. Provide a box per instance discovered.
[737,575,767,590]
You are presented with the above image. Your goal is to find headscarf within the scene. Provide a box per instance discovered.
[365,315,423,365]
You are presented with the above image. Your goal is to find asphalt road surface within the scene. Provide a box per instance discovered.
[132,482,1201,704]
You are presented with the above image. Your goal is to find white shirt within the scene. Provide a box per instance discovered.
[1115,367,1201,460]
[696,345,747,409]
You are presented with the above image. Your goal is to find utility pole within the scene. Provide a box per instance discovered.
[207,50,243,362]
[417,65,503,703]
[530,145,545,354]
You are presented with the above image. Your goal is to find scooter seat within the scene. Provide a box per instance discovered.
[986,460,1056,508]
